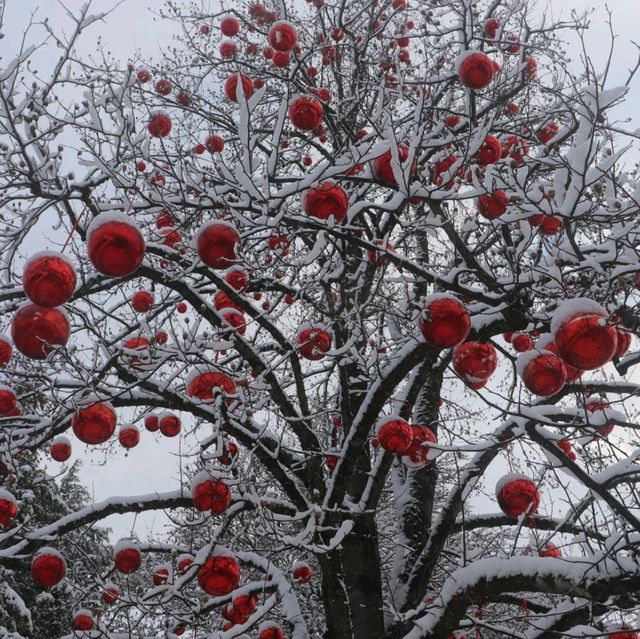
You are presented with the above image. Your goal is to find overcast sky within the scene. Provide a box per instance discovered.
[3,0,639,541]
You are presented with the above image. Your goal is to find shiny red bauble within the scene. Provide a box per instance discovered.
[32,549,66,587]
[272,51,290,68]
[221,16,240,36]
[72,611,94,631]
[537,123,558,144]
[177,554,194,574]
[221,310,247,335]
[118,425,140,449]
[296,326,332,360]
[458,51,495,90]
[114,541,142,574]
[511,333,533,352]
[0,336,11,366]
[87,215,145,277]
[0,386,17,416]
[11,304,70,360]
[610,630,639,639]
[269,20,298,51]
[23,253,76,307]
[501,134,529,165]
[293,561,313,583]
[376,417,413,454]
[224,268,250,291]
[159,413,181,437]
[205,134,225,153]
[136,69,150,83]
[214,291,244,312]
[496,474,540,518]
[144,414,159,432]
[540,339,581,383]
[303,182,349,222]
[152,565,170,586]
[197,222,241,269]
[554,312,617,371]
[0,490,17,527]
[538,542,561,558]
[224,73,255,102]
[220,40,237,59]
[530,214,563,236]
[289,95,323,131]
[453,342,498,383]
[558,438,577,461]
[72,402,117,445]
[474,135,502,165]
[400,424,437,469]
[431,154,459,187]
[259,624,285,639]
[191,475,232,514]
[102,583,119,604]
[198,553,241,596]
[50,436,72,462]
[373,145,415,187]
[477,190,508,219]
[186,370,237,401]
[233,593,258,616]
[519,352,567,396]
[131,291,154,313]
[419,296,470,349]
[484,17,500,38]
[148,112,172,138]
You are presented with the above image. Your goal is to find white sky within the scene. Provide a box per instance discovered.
[2,0,639,542]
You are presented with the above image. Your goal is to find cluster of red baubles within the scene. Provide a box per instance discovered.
[374,418,437,469]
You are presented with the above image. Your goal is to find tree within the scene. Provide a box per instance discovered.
[1,0,640,636]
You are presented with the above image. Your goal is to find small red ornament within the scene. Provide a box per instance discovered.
[484,18,500,39]
[504,34,522,54]
[431,154,459,188]
[114,540,142,574]
[224,73,255,102]
[198,553,241,596]
[233,593,258,616]
[289,95,324,131]
[457,51,495,90]
[524,56,538,80]
[32,548,66,588]
[259,623,285,639]
[272,51,290,67]
[87,214,145,277]
[119,425,140,449]
[148,112,172,138]
[511,333,533,352]
[72,402,117,445]
[496,474,540,518]
[538,542,561,558]
[156,210,178,229]
[155,330,168,344]
[0,386,17,416]
[376,417,413,454]
[186,370,237,402]
[205,134,225,153]
[269,20,298,51]
[558,438,577,461]
[537,123,559,144]
[23,253,76,307]
[221,16,240,36]
[610,630,639,639]
[220,40,237,59]
[419,295,470,349]
[159,413,181,437]
[0,489,17,527]
[219,441,239,466]
[136,68,151,83]
[477,190,508,219]
[303,182,349,222]
[197,222,241,269]
[518,351,567,396]
[152,565,170,586]
[50,436,72,462]
[144,414,159,432]
[296,326,332,360]
[72,610,94,631]
[474,135,502,165]
[224,268,250,291]
[221,309,247,335]
[214,291,244,313]
[175,90,191,106]
[11,304,70,360]
[373,145,415,187]
[530,214,563,236]
[177,302,188,314]
[191,473,232,514]
[155,79,172,95]
[453,341,498,382]
[400,424,437,469]
[131,291,154,313]
[177,554,194,574]
[102,583,119,604]
[292,561,313,583]
[0,336,11,366]
[501,135,529,164]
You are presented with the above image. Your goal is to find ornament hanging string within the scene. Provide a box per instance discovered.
[62,206,88,254]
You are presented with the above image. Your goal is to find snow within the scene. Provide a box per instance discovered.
[550,298,607,336]
[85,210,140,239]
[494,473,534,498]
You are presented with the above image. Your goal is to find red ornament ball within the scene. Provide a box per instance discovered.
[224,73,254,102]
[177,554,194,574]
[537,123,559,144]
[73,402,117,445]
[197,222,241,269]
[159,413,181,437]
[72,611,94,631]
[131,291,154,313]
[148,112,172,138]
[269,20,298,51]
[474,135,502,165]
[186,370,237,402]
[296,326,332,360]
[0,489,17,527]
[303,182,349,222]
[419,295,470,349]
[376,417,413,454]
[610,630,639,639]
[511,332,533,352]
[259,624,284,639]
[518,351,567,396]
[373,145,415,187]
[87,214,145,277]
[220,40,237,59]
[102,584,119,604]
[477,190,508,219]
[221,16,240,36]
[113,541,142,574]
[272,51,290,67]
[224,268,250,291]
[484,17,500,39]
[233,593,258,616]
[198,553,241,596]
[205,134,225,153]
[292,561,313,583]
[136,68,151,83]
[23,253,76,307]
[191,474,232,514]
[155,79,172,95]
[400,424,437,469]
[496,474,540,518]
[11,304,70,360]
[289,95,324,131]
[152,565,170,586]
[32,549,66,588]
[538,542,561,558]
[0,336,11,367]
[0,386,17,416]
[453,341,498,382]
[118,425,140,449]
[50,436,72,462]
[458,51,495,90]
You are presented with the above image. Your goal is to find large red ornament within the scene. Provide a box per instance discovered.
[452,342,498,383]
[418,295,470,349]
[496,474,540,518]
[518,351,567,396]
[72,610,94,631]
[119,425,140,449]
[159,412,181,437]
[373,145,415,187]
[197,222,241,269]
[376,417,413,454]
[552,300,618,370]
[113,540,142,574]
[0,336,11,366]
[0,489,17,527]
[72,402,117,445]
[224,73,255,102]
[292,561,313,583]
[186,370,237,402]
[148,112,172,138]
[23,253,76,307]
[87,213,145,277]
[289,95,324,131]
[155,79,172,95]
[303,182,349,222]
[11,304,70,360]
[259,624,285,639]
[477,190,508,219]
[538,337,581,382]
[296,326,332,360]
[269,21,298,51]
[50,436,72,462]
[457,51,495,90]
[198,553,241,596]
[191,473,232,514]
[474,135,502,165]
[32,548,67,587]
[400,424,437,469]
